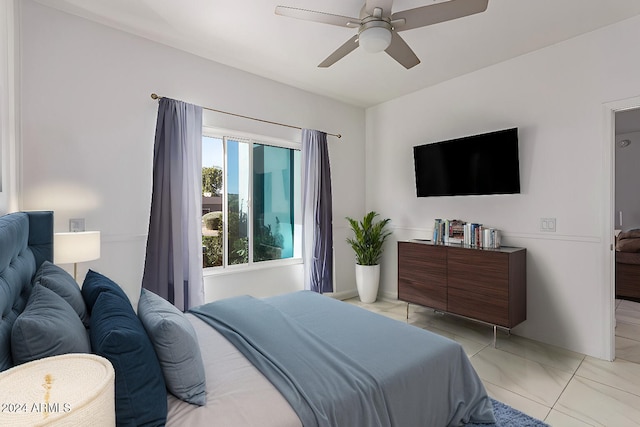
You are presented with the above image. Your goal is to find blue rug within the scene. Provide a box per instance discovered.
[465,398,549,427]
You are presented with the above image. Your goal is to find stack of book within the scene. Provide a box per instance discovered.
[463,223,501,248]
[432,219,446,244]
[432,219,501,249]
[432,219,466,244]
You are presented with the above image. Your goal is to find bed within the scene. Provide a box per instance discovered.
[0,211,495,426]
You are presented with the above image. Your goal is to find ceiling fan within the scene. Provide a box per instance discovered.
[275,0,489,69]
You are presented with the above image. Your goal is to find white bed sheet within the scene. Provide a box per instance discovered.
[166,313,302,427]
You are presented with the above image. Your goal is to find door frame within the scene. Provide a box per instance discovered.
[603,96,640,361]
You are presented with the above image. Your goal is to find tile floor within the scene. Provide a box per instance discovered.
[346,297,640,426]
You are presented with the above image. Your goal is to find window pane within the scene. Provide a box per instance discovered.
[202,136,224,268]
[203,130,301,271]
[252,144,298,262]
[227,139,250,265]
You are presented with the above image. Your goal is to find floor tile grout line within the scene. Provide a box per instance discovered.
[616,320,640,329]
[572,368,640,399]
[408,314,496,347]
[615,335,640,344]
[547,356,586,415]
[466,341,490,359]
[418,323,494,348]
[491,343,585,376]
[471,346,576,410]
[615,354,640,365]
[546,406,599,427]
[480,378,553,419]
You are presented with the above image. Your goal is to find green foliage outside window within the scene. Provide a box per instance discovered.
[202,235,222,267]
[253,217,284,262]
[202,201,285,267]
[203,211,222,231]
[227,195,248,265]
[202,167,223,196]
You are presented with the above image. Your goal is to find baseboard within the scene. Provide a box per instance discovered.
[329,289,399,303]
[379,290,398,301]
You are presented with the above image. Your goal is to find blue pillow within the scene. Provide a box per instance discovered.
[138,289,206,405]
[90,291,167,426]
[33,261,90,327]
[81,269,130,312]
[11,284,91,365]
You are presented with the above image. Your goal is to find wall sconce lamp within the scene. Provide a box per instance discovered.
[54,231,101,281]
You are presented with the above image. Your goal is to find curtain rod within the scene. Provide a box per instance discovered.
[150,93,341,139]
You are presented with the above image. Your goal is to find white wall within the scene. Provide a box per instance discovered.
[0,0,18,215]
[366,15,640,359]
[615,130,640,231]
[18,0,365,306]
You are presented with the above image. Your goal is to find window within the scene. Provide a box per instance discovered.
[202,130,301,269]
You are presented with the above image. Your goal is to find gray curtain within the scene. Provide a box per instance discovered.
[142,97,204,311]
[301,129,333,293]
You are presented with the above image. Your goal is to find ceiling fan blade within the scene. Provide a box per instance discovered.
[385,32,420,69]
[392,0,488,32]
[275,6,359,28]
[364,0,394,17]
[318,35,359,68]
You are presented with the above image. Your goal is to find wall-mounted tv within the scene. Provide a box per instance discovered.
[413,128,520,197]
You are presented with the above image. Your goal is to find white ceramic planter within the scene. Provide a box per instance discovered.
[355,264,380,303]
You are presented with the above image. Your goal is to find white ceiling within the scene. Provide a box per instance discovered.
[33,0,640,107]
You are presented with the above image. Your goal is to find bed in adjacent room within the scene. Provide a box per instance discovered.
[0,211,495,426]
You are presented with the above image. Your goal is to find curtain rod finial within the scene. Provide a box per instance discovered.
[151,93,160,100]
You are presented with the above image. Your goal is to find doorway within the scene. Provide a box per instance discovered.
[615,109,640,234]
[604,97,640,361]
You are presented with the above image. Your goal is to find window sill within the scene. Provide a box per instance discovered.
[203,257,303,277]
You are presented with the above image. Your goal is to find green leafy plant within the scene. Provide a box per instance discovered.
[346,211,392,266]
[202,166,223,196]
[202,235,222,267]
[203,211,223,231]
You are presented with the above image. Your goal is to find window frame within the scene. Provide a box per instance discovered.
[202,126,303,274]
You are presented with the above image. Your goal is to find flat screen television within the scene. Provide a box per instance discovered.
[413,128,520,197]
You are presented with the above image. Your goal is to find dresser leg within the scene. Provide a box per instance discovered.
[493,325,497,348]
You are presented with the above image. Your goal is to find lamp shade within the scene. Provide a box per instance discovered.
[54,231,101,264]
[0,353,115,426]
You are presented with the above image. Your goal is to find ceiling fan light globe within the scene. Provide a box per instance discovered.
[359,26,392,53]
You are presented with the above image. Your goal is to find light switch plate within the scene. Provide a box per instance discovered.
[69,218,85,232]
[540,218,556,232]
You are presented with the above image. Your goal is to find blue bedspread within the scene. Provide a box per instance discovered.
[190,291,495,427]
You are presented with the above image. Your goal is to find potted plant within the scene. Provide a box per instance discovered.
[346,211,392,303]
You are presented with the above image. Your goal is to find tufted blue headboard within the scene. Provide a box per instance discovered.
[0,211,53,371]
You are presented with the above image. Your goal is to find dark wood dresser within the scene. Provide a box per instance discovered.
[398,240,527,338]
